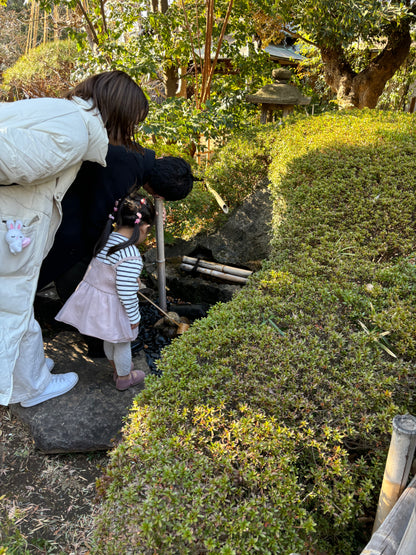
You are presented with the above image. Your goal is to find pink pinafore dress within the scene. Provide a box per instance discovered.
[56,256,140,343]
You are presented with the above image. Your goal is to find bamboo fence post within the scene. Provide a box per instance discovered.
[373,414,416,533]
[155,197,167,312]
[361,474,416,555]
[396,504,416,555]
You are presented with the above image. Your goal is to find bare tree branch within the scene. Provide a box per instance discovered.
[76,0,99,46]
[99,0,108,36]
[202,0,234,104]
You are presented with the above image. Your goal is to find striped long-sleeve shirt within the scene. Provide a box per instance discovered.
[96,232,143,325]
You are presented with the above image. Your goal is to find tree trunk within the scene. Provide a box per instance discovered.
[151,0,168,13]
[151,0,177,97]
[320,19,411,109]
[164,65,179,97]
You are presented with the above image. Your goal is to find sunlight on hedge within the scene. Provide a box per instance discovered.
[1,39,77,100]
[92,110,416,554]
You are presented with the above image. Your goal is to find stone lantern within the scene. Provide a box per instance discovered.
[246,68,311,123]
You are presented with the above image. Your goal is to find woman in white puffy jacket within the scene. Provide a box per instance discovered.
[0,70,149,407]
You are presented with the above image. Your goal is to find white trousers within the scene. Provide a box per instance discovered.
[103,341,132,376]
[8,311,51,404]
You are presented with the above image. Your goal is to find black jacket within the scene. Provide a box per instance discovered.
[38,145,155,290]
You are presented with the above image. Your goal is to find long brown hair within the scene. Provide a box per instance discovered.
[66,70,149,149]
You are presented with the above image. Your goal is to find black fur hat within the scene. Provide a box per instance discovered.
[147,157,197,201]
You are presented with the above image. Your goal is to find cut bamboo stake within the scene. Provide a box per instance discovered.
[155,197,167,312]
[182,256,253,278]
[373,414,416,533]
[180,262,248,284]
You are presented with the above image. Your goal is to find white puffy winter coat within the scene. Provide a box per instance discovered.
[0,96,108,405]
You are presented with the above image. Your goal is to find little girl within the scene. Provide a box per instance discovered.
[56,193,155,391]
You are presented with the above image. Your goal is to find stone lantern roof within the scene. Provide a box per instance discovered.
[246,68,311,122]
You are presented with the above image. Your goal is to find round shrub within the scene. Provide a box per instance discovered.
[1,39,77,100]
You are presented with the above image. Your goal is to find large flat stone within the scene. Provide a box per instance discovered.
[10,331,149,454]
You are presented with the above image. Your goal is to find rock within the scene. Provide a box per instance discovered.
[196,186,272,267]
[9,331,150,454]
[143,186,272,304]
[146,186,272,268]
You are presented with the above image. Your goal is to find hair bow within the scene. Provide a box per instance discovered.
[135,212,142,224]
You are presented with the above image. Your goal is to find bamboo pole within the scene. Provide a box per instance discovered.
[53,5,60,41]
[43,10,47,44]
[180,262,248,284]
[205,183,228,213]
[155,197,167,311]
[373,414,416,532]
[361,474,416,555]
[182,256,253,278]
[33,1,40,49]
[26,0,36,54]
[396,504,416,555]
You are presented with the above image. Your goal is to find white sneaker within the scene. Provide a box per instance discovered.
[21,373,79,407]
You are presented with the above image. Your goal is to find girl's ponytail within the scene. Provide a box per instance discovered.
[93,202,120,257]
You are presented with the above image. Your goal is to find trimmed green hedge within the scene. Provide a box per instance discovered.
[92,110,416,554]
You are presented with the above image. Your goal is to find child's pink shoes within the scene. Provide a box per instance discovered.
[115,370,145,391]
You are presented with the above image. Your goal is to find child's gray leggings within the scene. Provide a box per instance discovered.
[103,341,132,376]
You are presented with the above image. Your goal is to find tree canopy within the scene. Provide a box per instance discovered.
[7,0,416,113]
[272,0,416,107]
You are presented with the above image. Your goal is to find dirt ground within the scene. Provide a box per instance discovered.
[0,290,111,553]
[0,287,180,554]
[0,402,108,554]
[0,404,108,553]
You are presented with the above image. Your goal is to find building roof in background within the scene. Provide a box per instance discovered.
[264,44,305,64]
[196,37,306,66]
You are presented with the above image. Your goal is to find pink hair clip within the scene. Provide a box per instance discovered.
[134,212,142,224]
[113,200,119,212]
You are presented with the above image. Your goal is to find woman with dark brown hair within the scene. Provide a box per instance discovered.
[65,70,149,149]
[0,70,149,407]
